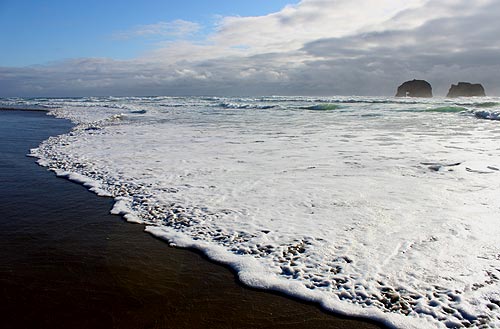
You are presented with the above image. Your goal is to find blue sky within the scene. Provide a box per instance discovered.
[0,0,295,66]
[1,0,499,96]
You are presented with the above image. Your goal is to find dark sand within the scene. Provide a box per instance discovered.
[0,110,386,329]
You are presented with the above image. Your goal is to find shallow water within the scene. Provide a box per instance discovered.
[2,96,500,328]
[0,110,383,329]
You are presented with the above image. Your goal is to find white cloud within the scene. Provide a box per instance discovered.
[1,0,499,96]
[113,19,201,40]
[205,0,428,55]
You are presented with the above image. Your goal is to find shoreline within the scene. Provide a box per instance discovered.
[0,109,386,329]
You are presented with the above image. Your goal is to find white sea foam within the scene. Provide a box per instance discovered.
[6,96,500,328]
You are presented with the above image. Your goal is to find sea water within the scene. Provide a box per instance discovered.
[2,96,499,328]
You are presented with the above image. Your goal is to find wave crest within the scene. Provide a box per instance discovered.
[474,110,500,121]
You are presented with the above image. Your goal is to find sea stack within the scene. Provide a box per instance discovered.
[395,80,433,98]
[446,82,486,97]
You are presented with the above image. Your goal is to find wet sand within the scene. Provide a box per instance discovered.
[0,110,386,329]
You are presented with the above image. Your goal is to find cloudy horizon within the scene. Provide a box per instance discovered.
[1,0,499,97]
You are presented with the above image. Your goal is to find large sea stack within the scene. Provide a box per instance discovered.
[446,82,486,97]
[395,80,433,98]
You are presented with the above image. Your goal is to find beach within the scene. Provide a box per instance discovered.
[0,109,385,329]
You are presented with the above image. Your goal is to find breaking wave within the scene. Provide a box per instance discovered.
[473,110,500,121]
[302,103,343,111]
[2,95,500,329]
[426,106,468,113]
[217,102,279,110]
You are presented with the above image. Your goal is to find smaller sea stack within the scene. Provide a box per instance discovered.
[446,82,486,98]
[395,80,433,98]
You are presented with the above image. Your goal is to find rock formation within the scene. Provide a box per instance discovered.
[446,82,486,97]
[395,80,433,98]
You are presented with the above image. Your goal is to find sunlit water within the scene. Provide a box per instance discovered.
[2,96,499,328]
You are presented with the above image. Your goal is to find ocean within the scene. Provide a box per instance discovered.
[2,96,499,328]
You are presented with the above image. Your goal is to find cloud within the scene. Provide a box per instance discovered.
[207,0,427,54]
[113,19,201,40]
[1,0,499,96]
[299,0,500,95]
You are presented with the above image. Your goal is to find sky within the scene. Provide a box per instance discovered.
[0,0,499,97]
